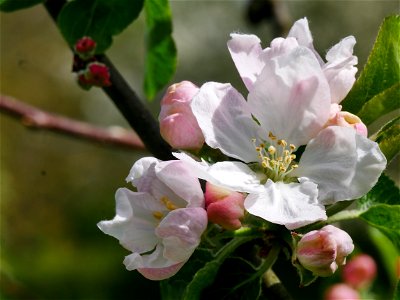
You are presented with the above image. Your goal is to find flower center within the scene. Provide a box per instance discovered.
[152,196,178,220]
[252,132,298,182]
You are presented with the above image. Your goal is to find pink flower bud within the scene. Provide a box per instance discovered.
[74,36,97,59]
[77,62,111,89]
[205,182,245,230]
[324,283,360,300]
[326,104,368,137]
[296,225,354,277]
[342,254,377,289]
[159,81,204,150]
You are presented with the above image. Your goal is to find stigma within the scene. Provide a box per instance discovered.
[252,132,298,182]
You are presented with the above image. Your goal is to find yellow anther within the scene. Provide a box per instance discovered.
[284,150,290,156]
[262,161,269,168]
[290,154,296,159]
[161,196,178,211]
[268,132,277,140]
[251,138,257,143]
[291,164,299,169]
[259,143,265,148]
[153,211,163,220]
[256,147,261,152]
[277,139,287,147]
[268,146,276,154]
[290,144,296,151]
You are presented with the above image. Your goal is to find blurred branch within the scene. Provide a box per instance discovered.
[247,0,292,36]
[43,0,173,160]
[0,94,145,150]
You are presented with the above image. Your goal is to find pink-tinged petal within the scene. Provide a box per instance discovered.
[155,160,204,208]
[138,262,186,281]
[191,82,260,163]
[296,126,386,204]
[262,37,299,60]
[123,244,175,271]
[287,17,324,64]
[248,47,331,146]
[324,284,360,300]
[173,152,263,193]
[321,225,354,265]
[97,188,162,253]
[227,34,265,91]
[323,36,358,103]
[156,208,207,262]
[244,180,326,230]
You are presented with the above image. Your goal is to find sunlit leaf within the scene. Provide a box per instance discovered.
[0,0,43,12]
[342,15,400,116]
[375,116,400,163]
[57,0,144,53]
[357,83,400,125]
[143,0,177,100]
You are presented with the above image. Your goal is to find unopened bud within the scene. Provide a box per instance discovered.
[205,182,245,230]
[342,254,377,289]
[74,36,97,59]
[326,104,368,137]
[296,225,354,277]
[77,62,111,89]
[159,81,204,150]
[324,283,360,300]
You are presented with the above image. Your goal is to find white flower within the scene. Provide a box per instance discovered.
[177,18,386,230]
[97,157,207,280]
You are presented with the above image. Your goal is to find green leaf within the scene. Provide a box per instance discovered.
[342,15,400,115]
[143,0,177,100]
[394,280,400,300]
[360,204,400,250]
[0,0,43,12]
[375,116,400,163]
[357,173,400,209]
[57,0,144,53]
[357,83,400,125]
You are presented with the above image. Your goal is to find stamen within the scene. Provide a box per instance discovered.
[252,133,299,182]
[161,196,178,211]
[153,211,163,220]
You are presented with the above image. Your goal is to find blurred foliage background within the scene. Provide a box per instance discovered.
[1,1,399,299]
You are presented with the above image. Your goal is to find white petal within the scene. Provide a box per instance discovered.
[244,179,326,230]
[97,188,161,253]
[296,126,386,204]
[155,160,205,208]
[227,34,265,91]
[191,82,260,162]
[137,262,185,281]
[323,36,358,103]
[173,152,263,193]
[126,157,159,184]
[248,46,331,146]
[156,208,207,262]
[124,244,173,270]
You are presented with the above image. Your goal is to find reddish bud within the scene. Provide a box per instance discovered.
[77,62,111,89]
[205,182,245,230]
[158,81,204,150]
[342,254,377,289]
[74,36,97,59]
[324,283,360,300]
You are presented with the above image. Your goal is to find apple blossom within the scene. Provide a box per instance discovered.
[159,81,204,150]
[205,182,245,230]
[296,225,354,277]
[97,157,207,280]
[176,18,386,230]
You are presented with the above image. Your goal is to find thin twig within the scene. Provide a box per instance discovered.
[0,94,145,150]
[263,269,293,300]
[43,0,173,160]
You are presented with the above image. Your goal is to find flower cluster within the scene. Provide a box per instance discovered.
[98,18,386,281]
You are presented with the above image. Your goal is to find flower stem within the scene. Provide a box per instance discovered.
[263,269,293,300]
